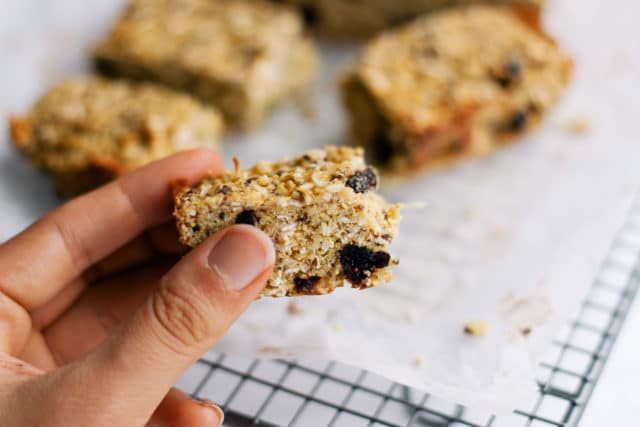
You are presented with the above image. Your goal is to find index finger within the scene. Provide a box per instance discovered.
[0,149,221,311]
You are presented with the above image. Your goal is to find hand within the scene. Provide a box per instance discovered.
[0,150,276,427]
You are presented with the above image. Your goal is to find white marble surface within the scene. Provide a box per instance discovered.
[2,0,640,422]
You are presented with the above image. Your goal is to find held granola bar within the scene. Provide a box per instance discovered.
[341,5,572,173]
[9,78,223,197]
[174,146,401,298]
[94,0,318,129]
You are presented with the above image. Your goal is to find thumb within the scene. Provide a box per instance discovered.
[46,225,274,426]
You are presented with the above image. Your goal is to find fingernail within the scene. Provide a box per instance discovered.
[196,399,225,426]
[208,226,275,290]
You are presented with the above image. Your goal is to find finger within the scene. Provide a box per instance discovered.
[47,225,274,426]
[147,389,223,427]
[0,149,221,311]
[43,261,174,364]
[83,223,186,284]
[0,291,31,355]
[18,331,57,371]
[0,352,43,384]
[30,278,85,331]
[32,225,183,331]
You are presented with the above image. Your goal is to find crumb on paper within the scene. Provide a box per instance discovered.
[553,146,568,161]
[564,117,590,135]
[332,322,345,333]
[259,346,281,353]
[287,301,304,315]
[405,309,420,324]
[464,206,478,220]
[464,320,488,336]
[295,91,316,121]
[401,200,428,210]
[520,327,532,336]
[414,355,425,367]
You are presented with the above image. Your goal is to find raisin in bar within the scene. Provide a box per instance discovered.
[9,78,223,197]
[94,0,318,129]
[282,0,544,38]
[341,5,572,173]
[174,146,401,297]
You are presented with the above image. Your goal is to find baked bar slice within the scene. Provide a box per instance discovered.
[9,78,223,197]
[341,5,572,173]
[282,0,544,38]
[94,0,318,129]
[174,146,401,297]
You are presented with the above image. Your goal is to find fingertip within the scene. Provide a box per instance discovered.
[195,399,225,426]
[171,399,223,427]
[179,148,224,173]
[230,224,277,268]
[148,390,223,427]
[204,225,275,292]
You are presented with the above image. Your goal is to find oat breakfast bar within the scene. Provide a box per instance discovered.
[174,146,401,297]
[9,78,223,197]
[94,0,318,128]
[341,5,572,173]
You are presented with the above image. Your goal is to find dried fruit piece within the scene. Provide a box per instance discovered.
[294,276,321,293]
[345,168,378,193]
[339,244,391,284]
[494,61,522,88]
[236,210,258,226]
[506,111,528,132]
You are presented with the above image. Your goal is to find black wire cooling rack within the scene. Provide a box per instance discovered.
[177,198,640,427]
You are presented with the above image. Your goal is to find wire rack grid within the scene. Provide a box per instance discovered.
[176,197,640,427]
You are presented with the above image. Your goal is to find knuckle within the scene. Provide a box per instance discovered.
[150,277,212,353]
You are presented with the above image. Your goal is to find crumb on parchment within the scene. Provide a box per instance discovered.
[463,320,488,336]
[520,327,532,336]
[287,301,304,315]
[564,117,591,135]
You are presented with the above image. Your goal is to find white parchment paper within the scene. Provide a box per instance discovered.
[1,0,639,414]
